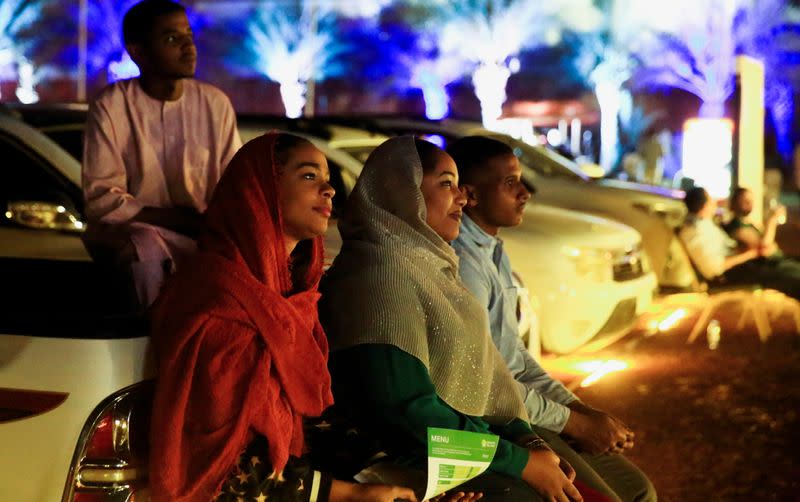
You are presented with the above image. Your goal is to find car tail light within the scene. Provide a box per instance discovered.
[62,381,153,502]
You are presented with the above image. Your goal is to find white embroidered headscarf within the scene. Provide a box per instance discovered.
[320,136,526,424]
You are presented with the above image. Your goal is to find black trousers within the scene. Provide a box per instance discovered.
[455,471,544,502]
[723,255,800,300]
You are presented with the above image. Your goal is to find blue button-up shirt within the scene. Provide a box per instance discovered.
[452,214,578,432]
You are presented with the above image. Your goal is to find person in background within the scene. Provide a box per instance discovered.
[448,136,655,502]
[148,132,418,502]
[724,187,787,258]
[639,132,664,186]
[320,136,584,502]
[680,187,800,300]
[82,0,241,308]
[792,143,800,196]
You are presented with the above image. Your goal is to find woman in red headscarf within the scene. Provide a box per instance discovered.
[147,132,419,502]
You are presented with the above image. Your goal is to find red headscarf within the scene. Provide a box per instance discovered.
[148,133,333,501]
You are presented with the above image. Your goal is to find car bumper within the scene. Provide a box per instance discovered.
[536,271,657,354]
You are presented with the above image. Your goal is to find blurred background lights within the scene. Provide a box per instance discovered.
[107,52,139,83]
[682,118,734,199]
[547,128,564,147]
[579,359,628,388]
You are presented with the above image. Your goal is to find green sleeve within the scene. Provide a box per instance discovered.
[490,417,533,441]
[329,344,529,478]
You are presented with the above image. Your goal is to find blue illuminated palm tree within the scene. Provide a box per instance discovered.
[633,0,738,119]
[632,0,800,125]
[629,0,800,163]
[573,31,637,172]
[314,0,394,19]
[349,1,464,120]
[734,0,800,160]
[84,0,141,82]
[431,0,602,126]
[334,15,433,113]
[246,3,345,118]
[408,48,463,120]
[0,0,41,98]
[330,2,463,119]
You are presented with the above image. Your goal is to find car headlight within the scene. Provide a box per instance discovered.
[610,243,649,281]
[562,246,613,282]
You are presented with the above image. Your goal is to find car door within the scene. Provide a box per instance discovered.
[0,126,89,261]
[0,117,149,501]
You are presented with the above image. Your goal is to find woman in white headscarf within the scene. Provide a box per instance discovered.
[319,137,583,502]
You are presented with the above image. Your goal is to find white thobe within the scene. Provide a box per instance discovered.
[679,216,737,280]
[82,78,242,305]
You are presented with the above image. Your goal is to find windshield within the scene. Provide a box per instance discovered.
[338,129,589,185]
[498,135,588,182]
[341,145,375,164]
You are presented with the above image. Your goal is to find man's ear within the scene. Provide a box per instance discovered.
[461,183,479,208]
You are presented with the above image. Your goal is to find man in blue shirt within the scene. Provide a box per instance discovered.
[449,136,655,502]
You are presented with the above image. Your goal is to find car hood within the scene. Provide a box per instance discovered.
[591,179,687,227]
[0,114,81,187]
[595,178,684,199]
[505,203,641,250]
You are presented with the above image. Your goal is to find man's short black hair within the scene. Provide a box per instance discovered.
[446,136,515,185]
[730,186,749,208]
[684,186,709,214]
[123,0,186,46]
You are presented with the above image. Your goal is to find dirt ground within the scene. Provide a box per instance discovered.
[541,200,800,502]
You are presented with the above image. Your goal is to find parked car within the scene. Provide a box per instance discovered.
[0,109,152,501]
[240,119,657,355]
[2,104,656,499]
[318,116,694,290]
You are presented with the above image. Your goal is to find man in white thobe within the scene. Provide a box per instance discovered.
[82,0,241,307]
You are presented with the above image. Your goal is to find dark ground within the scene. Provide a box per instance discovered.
[542,198,800,502]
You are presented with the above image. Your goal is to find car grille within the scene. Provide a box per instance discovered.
[612,246,646,282]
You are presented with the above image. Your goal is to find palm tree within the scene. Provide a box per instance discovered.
[85,0,140,83]
[630,0,799,124]
[246,2,345,118]
[573,32,636,173]
[633,0,739,119]
[15,57,39,103]
[734,0,800,161]
[409,52,463,120]
[433,0,602,126]
[0,0,40,99]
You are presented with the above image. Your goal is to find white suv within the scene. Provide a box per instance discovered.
[0,111,152,501]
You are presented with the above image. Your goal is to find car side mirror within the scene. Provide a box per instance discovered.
[5,201,86,233]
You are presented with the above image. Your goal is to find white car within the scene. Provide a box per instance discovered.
[240,121,657,355]
[0,112,402,502]
[0,111,151,501]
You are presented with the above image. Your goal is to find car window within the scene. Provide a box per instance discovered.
[0,132,83,218]
[38,124,84,162]
[343,146,374,164]
[498,136,585,181]
[0,257,146,338]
